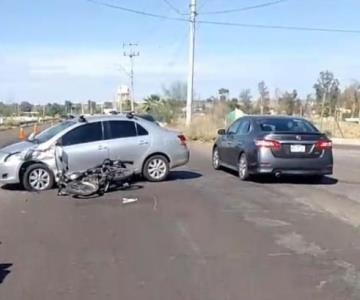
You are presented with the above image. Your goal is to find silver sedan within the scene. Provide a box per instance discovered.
[0,114,190,191]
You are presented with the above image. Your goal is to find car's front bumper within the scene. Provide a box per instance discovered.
[0,160,22,185]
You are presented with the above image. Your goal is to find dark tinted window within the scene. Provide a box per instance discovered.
[238,120,251,135]
[62,122,103,146]
[257,118,318,133]
[105,121,137,139]
[136,123,148,136]
[227,120,241,135]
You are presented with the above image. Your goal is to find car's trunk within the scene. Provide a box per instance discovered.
[263,132,327,159]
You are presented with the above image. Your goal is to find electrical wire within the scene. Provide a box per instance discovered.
[162,0,186,16]
[201,0,289,15]
[86,0,360,35]
[86,0,188,21]
[198,20,360,34]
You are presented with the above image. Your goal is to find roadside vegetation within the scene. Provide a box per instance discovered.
[1,71,360,138]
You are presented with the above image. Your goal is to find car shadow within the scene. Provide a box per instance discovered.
[1,184,24,191]
[166,170,203,181]
[252,175,338,185]
[0,263,12,284]
[221,169,338,185]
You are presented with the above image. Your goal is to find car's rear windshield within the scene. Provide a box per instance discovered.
[256,118,318,133]
[32,120,76,144]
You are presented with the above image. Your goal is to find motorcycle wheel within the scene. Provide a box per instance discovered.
[65,181,99,197]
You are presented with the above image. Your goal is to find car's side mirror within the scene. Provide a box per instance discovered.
[217,129,226,135]
[55,139,63,146]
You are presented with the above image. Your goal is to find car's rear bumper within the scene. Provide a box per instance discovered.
[254,167,333,176]
[170,147,190,168]
[253,148,333,176]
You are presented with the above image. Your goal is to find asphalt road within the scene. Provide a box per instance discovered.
[1,134,360,299]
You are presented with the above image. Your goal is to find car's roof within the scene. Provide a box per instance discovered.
[67,114,145,123]
[246,115,307,120]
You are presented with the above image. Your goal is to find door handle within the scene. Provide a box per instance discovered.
[98,145,108,150]
[138,140,149,145]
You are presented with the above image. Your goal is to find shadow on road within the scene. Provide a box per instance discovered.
[221,168,338,185]
[252,175,338,185]
[0,263,12,284]
[166,170,202,181]
[1,184,24,191]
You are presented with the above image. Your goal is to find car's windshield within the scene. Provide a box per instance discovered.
[31,121,76,144]
[257,118,318,133]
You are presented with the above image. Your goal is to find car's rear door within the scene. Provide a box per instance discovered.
[60,122,108,172]
[103,120,151,172]
[227,119,251,166]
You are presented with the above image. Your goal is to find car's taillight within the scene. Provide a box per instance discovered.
[255,140,281,151]
[315,140,332,150]
[178,135,187,146]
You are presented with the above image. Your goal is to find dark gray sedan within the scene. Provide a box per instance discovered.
[212,116,333,180]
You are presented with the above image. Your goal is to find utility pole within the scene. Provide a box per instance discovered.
[320,89,327,131]
[186,0,196,127]
[123,43,140,112]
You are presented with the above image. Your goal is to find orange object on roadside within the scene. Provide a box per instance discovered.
[19,127,27,140]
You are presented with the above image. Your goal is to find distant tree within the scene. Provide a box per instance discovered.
[218,88,230,102]
[64,101,73,114]
[20,101,33,112]
[341,82,360,118]
[313,71,340,117]
[162,81,187,101]
[278,90,298,115]
[143,94,161,113]
[239,89,252,113]
[50,103,66,116]
[257,81,270,114]
[228,98,239,111]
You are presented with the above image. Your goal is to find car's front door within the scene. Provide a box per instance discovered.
[219,120,242,165]
[60,122,109,172]
[103,120,151,173]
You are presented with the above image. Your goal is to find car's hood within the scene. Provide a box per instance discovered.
[0,141,34,155]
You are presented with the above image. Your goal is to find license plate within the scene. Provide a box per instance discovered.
[290,144,306,153]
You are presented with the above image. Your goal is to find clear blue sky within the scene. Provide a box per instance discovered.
[1,0,360,103]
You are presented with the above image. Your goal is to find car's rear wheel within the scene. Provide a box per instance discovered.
[238,153,250,181]
[23,163,54,192]
[143,155,169,182]
[212,147,221,170]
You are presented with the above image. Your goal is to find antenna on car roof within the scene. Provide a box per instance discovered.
[126,111,135,119]
[78,115,87,123]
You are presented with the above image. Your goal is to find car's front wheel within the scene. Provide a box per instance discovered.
[143,155,169,182]
[238,153,250,181]
[23,163,54,192]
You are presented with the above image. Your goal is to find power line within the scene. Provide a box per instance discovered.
[201,0,289,15]
[85,0,360,35]
[86,0,187,21]
[198,20,360,34]
[162,0,186,16]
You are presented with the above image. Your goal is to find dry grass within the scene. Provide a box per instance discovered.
[174,115,224,142]
[174,113,360,141]
[172,102,230,142]
[311,117,360,138]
